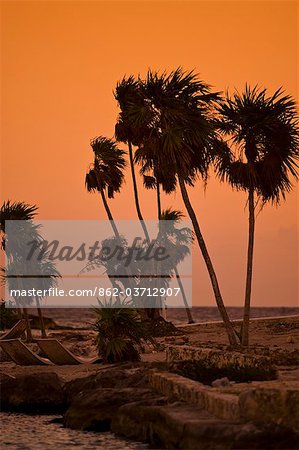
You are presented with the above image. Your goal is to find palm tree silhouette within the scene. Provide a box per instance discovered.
[160,208,194,323]
[115,76,151,243]
[126,68,237,344]
[115,78,196,322]
[1,201,60,340]
[5,256,59,339]
[216,86,299,345]
[85,136,134,295]
[85,136,126,239]
[0,201,39,341]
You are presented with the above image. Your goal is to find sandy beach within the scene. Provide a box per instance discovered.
[1,314,298,381]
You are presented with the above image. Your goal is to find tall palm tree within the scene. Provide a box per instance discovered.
[0,201,39,340]
[1,201,60,339]
[141,169,195,323]
[30,256,60,338]
[85,136,133,295]
[216,86,299,345]
[115,78,166,319]
[115,76,151,243]
[0,201,38,251]
[85,136,127,239]
[129,68,238,345]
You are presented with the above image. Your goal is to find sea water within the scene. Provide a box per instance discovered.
[0,413,148,450]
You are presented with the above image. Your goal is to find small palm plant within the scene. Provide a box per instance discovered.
[216,86,299,345]
[94,297,149,363]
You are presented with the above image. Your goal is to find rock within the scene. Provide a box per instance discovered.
[0,372,65,413]
[167,345,277,383]
[64,387,155,431]
[239,387,299,432]
[113,401,299,449]
[212,377,231,388]
[64,366,148,402]
[149,371,240,421]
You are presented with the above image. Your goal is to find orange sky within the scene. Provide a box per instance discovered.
[1,1,298,307]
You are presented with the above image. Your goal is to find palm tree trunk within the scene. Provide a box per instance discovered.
[241,188,255,346]
[128,146,160,317]
[22,306,33,342]
[178,177,238,345]
[156,181,162,220]
[128,141,151,243]
[35,297,47,338]
[98,186,139,308]
[156,182,194,323]
[174,266,194,323]
[99,187,120,238]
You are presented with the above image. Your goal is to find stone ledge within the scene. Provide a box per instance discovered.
[166,345,272,369]
[239,387,299,432]
[149,371,240,422]
[149,371,299,432]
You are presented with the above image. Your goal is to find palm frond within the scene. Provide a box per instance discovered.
[216,85,299,203]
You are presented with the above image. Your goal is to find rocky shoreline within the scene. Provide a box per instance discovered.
[1,316,299,449]
[1,360,299,449]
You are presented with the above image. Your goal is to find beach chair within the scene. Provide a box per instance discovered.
[0,320,27,340]
[0,339,52,366]
[35,339,102,365]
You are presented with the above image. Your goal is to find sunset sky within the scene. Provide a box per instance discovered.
[1,1,298,307]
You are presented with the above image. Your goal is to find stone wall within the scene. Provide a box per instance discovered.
[166,345,272,370]
[149,371,299,432]
[149,371,240,421]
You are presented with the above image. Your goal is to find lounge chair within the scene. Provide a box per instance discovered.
[0,339,52,366]
[0,320,27,340]
[35,339,102,365]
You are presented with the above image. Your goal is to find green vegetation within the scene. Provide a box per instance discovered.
[94,298,150,363]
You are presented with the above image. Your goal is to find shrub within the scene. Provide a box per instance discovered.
[94,297,150,363]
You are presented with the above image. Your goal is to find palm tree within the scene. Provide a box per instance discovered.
[216,86,299,345]
[160,208,195,323]
[85,136,135,296]
[0,201,39,340]
[0,201,38,251]
[85,136,126,238]
[128,68,238,345]
[1,205,59,339]
[115,82,167,319]
[30,256,60,338]
[115,76,151,243]
[141,169,195,322]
